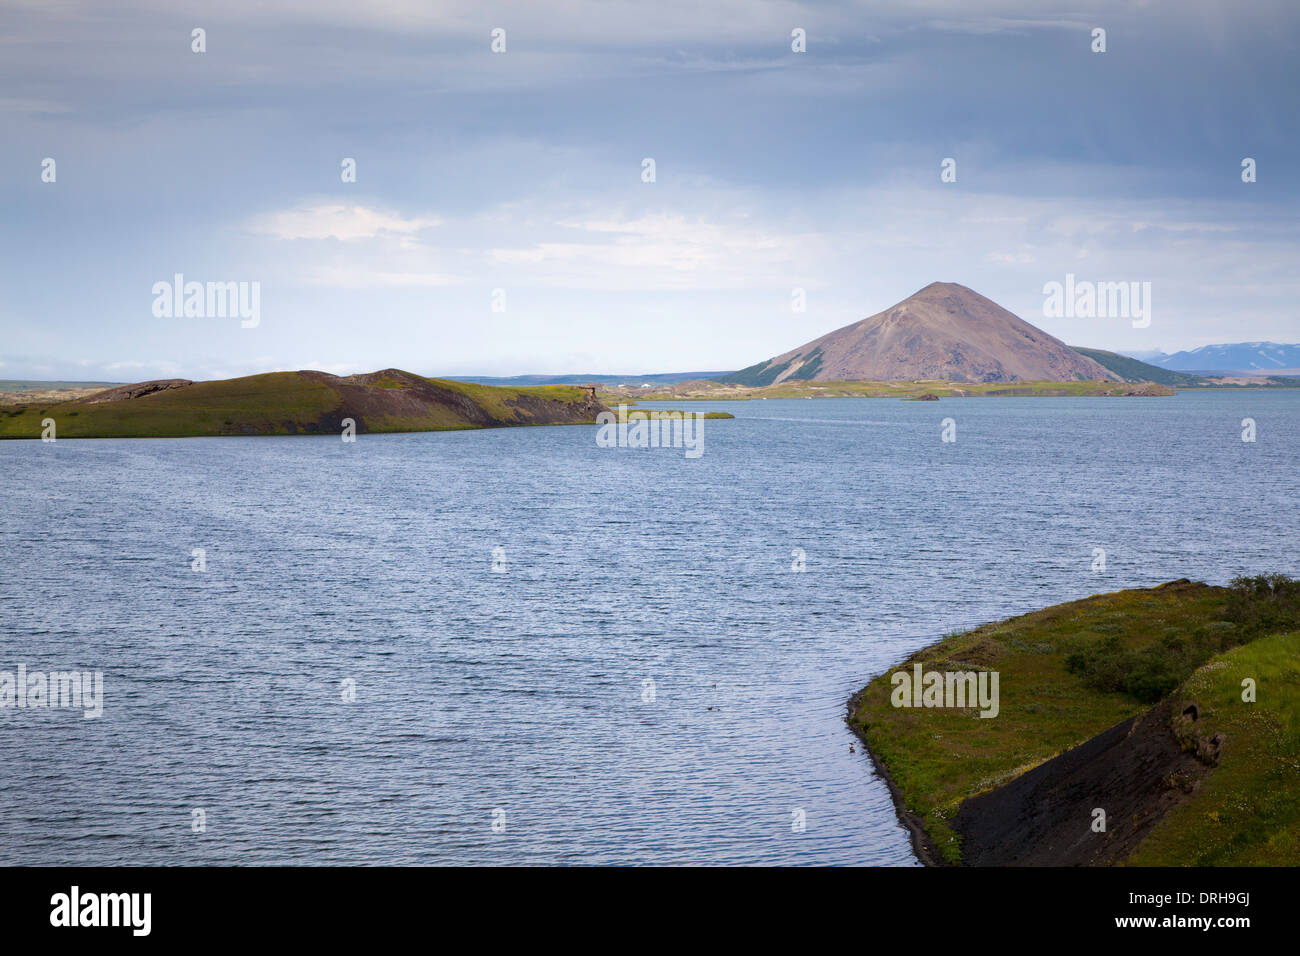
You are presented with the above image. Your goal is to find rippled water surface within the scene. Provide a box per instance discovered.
[2,390,1297,864]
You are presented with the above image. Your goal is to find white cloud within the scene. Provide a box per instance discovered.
[925,16,1091,36]
[489,212,818,290]
[303,267,460,288]
[250,203,440,242]
[0,97,71,114]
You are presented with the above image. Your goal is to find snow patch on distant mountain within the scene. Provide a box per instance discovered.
[1153,342,1300,372]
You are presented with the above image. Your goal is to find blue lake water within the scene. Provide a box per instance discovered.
[1,390,1297,865]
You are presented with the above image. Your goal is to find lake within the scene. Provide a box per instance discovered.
[1,389,1296,864]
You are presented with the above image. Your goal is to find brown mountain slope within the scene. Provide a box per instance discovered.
[725,282,1120,385]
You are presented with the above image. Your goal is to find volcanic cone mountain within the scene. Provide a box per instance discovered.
[725,282,1119,385]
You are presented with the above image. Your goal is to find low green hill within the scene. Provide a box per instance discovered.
[0,368,609,439]
[1070,347,1209,386]
[849,575,1300,865]
[1127,627,1300,864]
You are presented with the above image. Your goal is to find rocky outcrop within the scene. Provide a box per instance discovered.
[949,698,1216,866]
[79,379,193,403]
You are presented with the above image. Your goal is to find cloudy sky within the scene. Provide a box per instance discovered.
[2,0,1297,381]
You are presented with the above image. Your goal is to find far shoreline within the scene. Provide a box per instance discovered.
[601,379,1177,402]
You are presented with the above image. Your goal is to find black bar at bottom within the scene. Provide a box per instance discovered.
[0,865,1276,942]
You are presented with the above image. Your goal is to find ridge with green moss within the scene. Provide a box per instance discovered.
[0,368,610,439]
[848,576,1300,865]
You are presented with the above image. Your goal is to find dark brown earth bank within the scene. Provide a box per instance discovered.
[949,699,1220,866]
[843,578,1300,866]
[850,693,1222,867]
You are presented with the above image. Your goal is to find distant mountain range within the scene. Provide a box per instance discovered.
[723,282,1118,385]
[1123,343,1300,374]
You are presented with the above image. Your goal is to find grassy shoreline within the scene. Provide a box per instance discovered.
[599,378,1175,403]
[847,577,1300,866]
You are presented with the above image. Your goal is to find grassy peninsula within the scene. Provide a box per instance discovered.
[0,368,610,439]
[848,576,1300,866]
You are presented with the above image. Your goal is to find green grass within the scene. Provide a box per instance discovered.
[427,377,589,422]
[1071,347,1210,386]
[721,357,796,387]
[849,577,1300,865]
[1127,629,1300,865]
[1064,573,1300,702]
[0,372,340,438]
[0,370,605,438]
